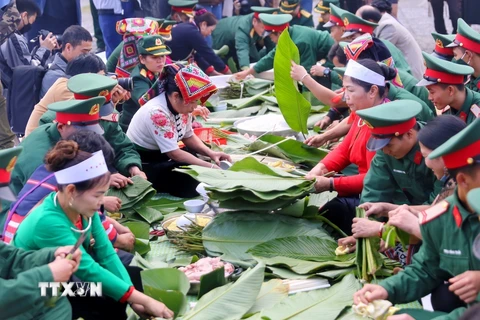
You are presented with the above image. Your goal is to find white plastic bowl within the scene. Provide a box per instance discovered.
[184,199,206,213]
[213,102,227,112]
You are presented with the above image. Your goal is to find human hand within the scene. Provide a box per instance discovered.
[192,106,210,121]
[305,163,328,179]
[209,151,232,166]
[39,32,58,51]
[49,256,77,282]
[290,61,309,82]
[114,232,135,252]
[131,298,174,319]
[129,166,147,179]
[449,271,480,303]
[353,284,388,305]
[104,196,122,213]
[388,206,419,235]
[54,246,82,270]
[315,116,332,130]
[313,176,331,193]
[304,134,329,148]
[352,218,382,239]
[111,84,129,104]
[310,65,326,77]
[387,315,415,320]
[338,236,356,253]
[234,68,252,80]
[110,173,133,189]
[359,202,390,217]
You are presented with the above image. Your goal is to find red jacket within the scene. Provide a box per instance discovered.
[321,112,376,197]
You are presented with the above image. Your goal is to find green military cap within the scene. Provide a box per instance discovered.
[314,0,340,14]
[416,51,473,87]
[356,100,422,151]
[428,118,480,169]
[251,6,279,15]
[280,0,300,14]
[341,11,378,39]
[431,32,455,60]
[324,4,348,28]
[0,146,22,201]
[168,0,198,17]
[137,35,172,56]
[158,20,176,41]
[68,74,118,117]
[446,18,480,54]
[48,97,106,135]
[467,188,480,214]
[333,66,346,76]
[259,13,292,34]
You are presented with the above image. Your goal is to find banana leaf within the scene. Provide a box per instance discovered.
[207,106,262,119]
[245,279,289,316]
[254,255,356,275]
[303,192,338,217]
[217,196,302,211]
[316,267,356,281]
[221,89,270,109]
[307,113,327,128]
[274,29,311,135]
[208,187,310,202]
[244,78,274,89]
[248,134,328,167]
[198,266,227,299]
[266,266,315,280]
[259,95,278,105]
[202,211,330,267]
[247,236,342,262]
[133,206,163,224]
[123,221,151,255]
[130,252,169,270]
[141,268,190,318]
[248,274,361,320]
[107,176,156,212]
[180,262,265,320]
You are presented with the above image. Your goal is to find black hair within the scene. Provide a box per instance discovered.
[65,130,116,172]
[371,0,392,14]
[45,140,111,193]
[449,162,480,182]
[16,0,41,17]
[418,115,467,150]
[61,25,93,52]
[163,63,183,97]
[360,7,382,23]
[327,43,347,66]
[66,53,106,76]
[347,58,397,97]
[437,83,466,91]
[194,10,217,27]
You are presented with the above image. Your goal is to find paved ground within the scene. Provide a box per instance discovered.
[80,0,480,54]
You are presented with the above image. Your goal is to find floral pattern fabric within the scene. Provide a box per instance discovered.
[126,93,193,153]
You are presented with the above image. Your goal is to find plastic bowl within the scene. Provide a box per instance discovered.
[213,102,227,112]
[184,199,206,213]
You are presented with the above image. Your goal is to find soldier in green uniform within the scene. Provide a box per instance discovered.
[431,32,456,61]
[314,0,339,32]
[211,6,277,71]
[235,14,334,81]
[120,35,172,132]
[279,0,314,28]
[417,52,480,125]
[341,11,412,76]
[0,147,81,320]
[447,19,480,94]
[354,118,480,320]
[323,3,348,43]
[38,73,145,186]
[168,0,197,23]
[358,100,441,205]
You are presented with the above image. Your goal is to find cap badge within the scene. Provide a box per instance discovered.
[155,38,162,45]
[99,90,109,97]
[343,17,349,26]
[435,39,444,48]
[6,156,17,173]
[89,104,100,115]
[363,120,374,129]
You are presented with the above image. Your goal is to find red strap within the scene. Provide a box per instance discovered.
[119,286,135,303]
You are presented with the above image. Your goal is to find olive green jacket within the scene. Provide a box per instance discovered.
[441,88,480,125]
[290,9,314,28]
[380,190,480,319]
[387,84,434,122]
[466,75,479,94]
[398,69,435,114]
[106,42,122,73]
[253,27,334,74]
[360,142,442,205]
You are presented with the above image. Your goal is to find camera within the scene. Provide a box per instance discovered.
[30,29,62,45]
[106,73,133,91]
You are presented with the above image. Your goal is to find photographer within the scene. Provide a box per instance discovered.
[0,0,58,96]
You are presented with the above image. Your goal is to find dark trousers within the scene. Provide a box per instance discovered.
[430,0,461,34]
[137,148,200,198]
[321,196,360,236]
[98,2,135,58]
[89,0,105,51]
[430,282,467,313]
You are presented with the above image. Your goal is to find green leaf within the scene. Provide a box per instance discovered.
[181,262,265,320]
[130,252,168,270]
[246,279,288,315]
[266,266,314,280]
[304,192,338,217]
[141,268,190,295]
[316,267,356,281]
[254,255,356,275]
[202,211,330,267]
[253,274,361,320]
[198,266,227,299]
[134,206,163,224]
[123,221,150,239]
[247,236,339,262]
[274,29,311,134]
[144,285,187,318]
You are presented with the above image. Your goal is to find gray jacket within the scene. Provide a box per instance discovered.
[40,53,68,98]
[92,0,124,15]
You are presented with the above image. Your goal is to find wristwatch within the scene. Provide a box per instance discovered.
[323,68,331,78]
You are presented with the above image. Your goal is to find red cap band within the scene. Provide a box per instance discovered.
[254,12,260,19]
[370,117,416,136]
[345,23,375,35]
[455,34,480,54]
[441,139,480,169]
[0,169,11,184]
[435,45,454,56]
[264,23,289,33]
[329,15,344,27]
[56,112,100,125]
[73,92,112,103]
[171,6,194,16]
[424,68,465,85]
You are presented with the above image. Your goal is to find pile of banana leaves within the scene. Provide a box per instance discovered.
[218,78,274,100]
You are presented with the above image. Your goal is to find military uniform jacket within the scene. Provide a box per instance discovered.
[466,75,480,94]
[381,39,412,75]
[380,191,480,319]
[290,9,314,28]
[387,84,434,122]
[442,88,480,125]
[106,42,122,73]
[211,13,264,70]
[253,27,334,74]
[120,63,160,131]
[0,243,57,319]
[360,142,442,205]
[398,69,435,114]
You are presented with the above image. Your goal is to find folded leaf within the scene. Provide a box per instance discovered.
[254,255,356,275]
[144,285,187,318]
[198,266,227,299]
[141,268,190,295]
[134,206,163,224]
